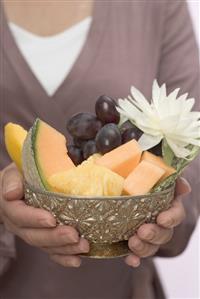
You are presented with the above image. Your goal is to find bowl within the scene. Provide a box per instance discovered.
[24,183,175,258]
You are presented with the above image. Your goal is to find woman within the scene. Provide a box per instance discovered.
[0,1,199,298]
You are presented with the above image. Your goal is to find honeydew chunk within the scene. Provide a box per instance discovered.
[123,160,166,196]
[96,140,142,178]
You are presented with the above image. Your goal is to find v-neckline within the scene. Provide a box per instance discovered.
[0,1,109,102]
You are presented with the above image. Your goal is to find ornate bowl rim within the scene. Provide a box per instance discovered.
[24,182,176,201]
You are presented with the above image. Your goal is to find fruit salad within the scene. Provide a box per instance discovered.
[4,80,200,197]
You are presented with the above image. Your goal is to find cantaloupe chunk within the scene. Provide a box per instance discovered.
[34,119,75,189]
[123,160,166,196]
[96,140,142,178]
[4,123,27,171]
[49,160,124,196]
[142,151,176,180]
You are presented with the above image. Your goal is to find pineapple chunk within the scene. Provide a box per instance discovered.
[49,160,124,196]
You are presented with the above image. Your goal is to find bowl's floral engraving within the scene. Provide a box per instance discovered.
[24,183,175,246]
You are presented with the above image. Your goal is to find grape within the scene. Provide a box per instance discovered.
[73,137,87,149]
[119,120,134,134]
[149,142,162,156]
[67,113,102,140]
[95,123,121,154]
[67,145,83,165]
[83,140,98,160]
[122,127,143,143]
[122,128,137,143]
[95,95,120,124]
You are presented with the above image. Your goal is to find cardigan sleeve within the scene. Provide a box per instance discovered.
[0,169,17,276]
[0,225,16,276]
[157,0,200,257]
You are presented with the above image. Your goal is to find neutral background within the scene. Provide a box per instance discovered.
[155,2,200,298]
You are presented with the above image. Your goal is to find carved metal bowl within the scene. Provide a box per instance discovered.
[24,183,175,258]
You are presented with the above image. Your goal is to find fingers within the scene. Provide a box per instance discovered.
[43,238,89,255]
[126,177,190,267]
[18,225,80,248]
[128,234,159,257]
[137,224,173,245]
[128,223,173,258]
[50,254,81,268]
[157,198,186,229]
[2,165,23,201]
[2,199,56,228]
[175,177,191,197]
[125,254,141,267]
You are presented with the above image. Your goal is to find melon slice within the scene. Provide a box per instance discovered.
[22,119,75,190]
[142,151,176,180]
[96,140,142,178]
[4,123,27,171]
[123,160,166,196]
[33,119,75,189]
[49,160,124,196]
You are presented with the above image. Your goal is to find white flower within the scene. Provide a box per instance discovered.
[117,80,200,158]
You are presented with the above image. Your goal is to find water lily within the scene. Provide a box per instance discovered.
[117,80,200,158]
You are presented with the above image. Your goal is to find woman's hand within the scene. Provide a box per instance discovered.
[125,177,191,267]
[0,164,89,267]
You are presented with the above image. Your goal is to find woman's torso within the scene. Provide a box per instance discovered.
[0,1,166,298]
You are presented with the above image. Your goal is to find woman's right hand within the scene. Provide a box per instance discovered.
[0,164,89,267]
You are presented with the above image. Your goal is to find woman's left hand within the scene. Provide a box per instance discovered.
[125,177,191,267]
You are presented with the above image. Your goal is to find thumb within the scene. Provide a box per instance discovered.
[175,177,191,198]
[2,164,24,201]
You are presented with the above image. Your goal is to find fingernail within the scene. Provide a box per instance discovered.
[164,218,173,228]
[59,228,79,243]
[131,238,143,251]
[4,183,19,194]
[126,256,140,268]
[133,260,140,267]
[80,243,89,253]
[72,259,81,267]
[60,232,79,243]
[142,230,154,240]
[40,218,56,227]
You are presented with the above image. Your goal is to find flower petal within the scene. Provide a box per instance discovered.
[117,99,142,120]
[138,133,163,151]
[167,88,180,101]
[177,93,188,102]
[118,113,128,126]
[152,79,160,103]
[159,83,167,101]
[166,138,191,158]
[130,86,153,116]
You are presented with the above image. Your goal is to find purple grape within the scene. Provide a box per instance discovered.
[67,113,102,140]
[122,127,143,144]
[149,142,162,156]
[95,95,120,124]
[73,137,87,149]
[67,145,83,165]
[83,140,98,160]
[122,128,137,143]
[120,121,134,134]
[95,123,121,154]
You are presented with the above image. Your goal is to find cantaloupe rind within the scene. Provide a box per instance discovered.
[22,125,46,190]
